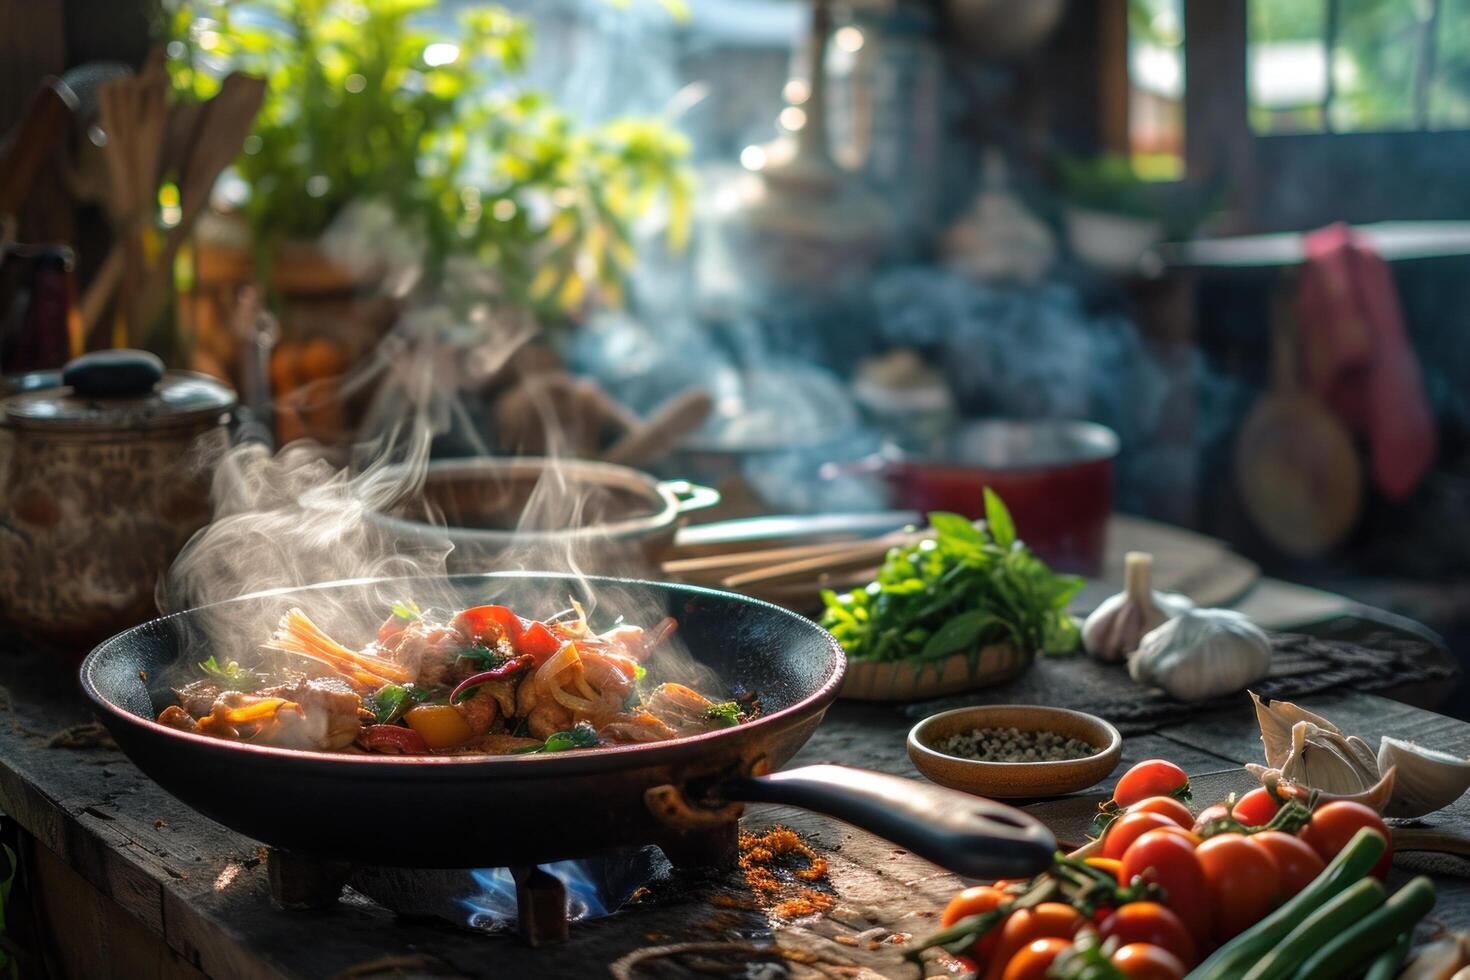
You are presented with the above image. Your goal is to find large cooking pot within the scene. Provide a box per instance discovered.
[879,419,1119,574]
[369,457,720,573]
[81,574,1055,877]
[0,350,235,651]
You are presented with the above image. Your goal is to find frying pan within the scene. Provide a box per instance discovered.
[81,574,1055,878]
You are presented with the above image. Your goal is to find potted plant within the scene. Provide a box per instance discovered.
[1055,154,1169,276]
[162,0,691,422]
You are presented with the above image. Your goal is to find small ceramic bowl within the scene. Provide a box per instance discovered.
[908,704,1122,799]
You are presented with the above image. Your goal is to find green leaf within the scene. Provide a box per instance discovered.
[198,656,258,692]
[458,644,506,668]
[541,723,601,752]
[705,701,741,727]
[928,512,983,546]
[983,488,1016,550]
[919,610,999,660]
[391,599,423,621]
[370,684,414,724]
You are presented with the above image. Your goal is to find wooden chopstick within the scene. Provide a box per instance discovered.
[721,529,927,590]
[662,536,876,577]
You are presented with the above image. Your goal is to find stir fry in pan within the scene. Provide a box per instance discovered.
[156,601,753,755]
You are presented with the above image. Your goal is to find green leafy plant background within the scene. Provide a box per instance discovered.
[162,0,692,317]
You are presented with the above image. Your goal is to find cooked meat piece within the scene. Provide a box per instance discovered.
[377,622,470,687]
[158,705,199,732]
[457,733,545,755]
[598,710,680,743]
[452,687,500,736]
[254,677,368,750]
[642,683,725,736]
[173,680,222,717]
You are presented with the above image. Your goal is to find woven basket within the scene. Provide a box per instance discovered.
[839,642,1031,702]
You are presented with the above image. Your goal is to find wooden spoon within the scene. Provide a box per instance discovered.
[1234,279,1363,559]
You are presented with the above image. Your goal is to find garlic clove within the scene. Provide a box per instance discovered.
[1250,763,1398,814]
[1082,551,1193,663]
[1379,736,1470,819]
[1279,721,1382,795]
[1401,935,1470,980]
[1250,691,1344,768]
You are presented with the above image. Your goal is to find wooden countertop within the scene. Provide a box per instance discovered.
[0,642,1466,979]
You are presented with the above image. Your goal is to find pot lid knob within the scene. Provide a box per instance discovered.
[62,349,164,398]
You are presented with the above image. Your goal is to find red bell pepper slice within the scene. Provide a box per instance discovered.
[516,621,561,662]
[357,724,429,755]
[452,605,522,645]
[452,606,564,665]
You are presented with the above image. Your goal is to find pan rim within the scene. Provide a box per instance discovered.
[79,572,846,776]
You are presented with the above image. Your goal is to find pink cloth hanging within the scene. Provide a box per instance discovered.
[1295,223,1436,500]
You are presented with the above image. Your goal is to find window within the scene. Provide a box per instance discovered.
[1127,0,1186,178]
[1249,0,1470,134]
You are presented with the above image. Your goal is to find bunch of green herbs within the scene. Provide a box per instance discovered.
[820,490,1083,665]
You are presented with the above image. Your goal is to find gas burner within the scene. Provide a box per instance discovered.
[263,822,740,945]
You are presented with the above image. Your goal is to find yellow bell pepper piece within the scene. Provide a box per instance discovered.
[403,705,474,749]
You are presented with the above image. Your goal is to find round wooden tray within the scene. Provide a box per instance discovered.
[839,642,1030,702]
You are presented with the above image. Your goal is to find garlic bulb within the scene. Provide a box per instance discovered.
[1379,736,1470,818]
[1127,608,1270,701]
[1083,552,1193,662]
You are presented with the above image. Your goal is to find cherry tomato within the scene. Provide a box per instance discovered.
[1085,857,1124,883]
[1111,943,1188,980]
[1195,833,1281,940]
[1114,760,1190,808]
[1098,902,1196,967]
[941,886,1007,963]
[983,903,1086,980]
[1127,796,1195,829]
[1121,830,1212,944]
[1251,830,1326,899]
[1152,826,1203,848]
[1191,803,1231,834]
[1300,801,1392,879]
[1001,938,1072,980]
[1104,812,1182,860]
[1232,787,1282,827]
[943,885,1007,926]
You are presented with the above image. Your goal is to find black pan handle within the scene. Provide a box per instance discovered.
[718,764,1056,880]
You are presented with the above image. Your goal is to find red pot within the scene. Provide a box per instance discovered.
[882,419,1118,574]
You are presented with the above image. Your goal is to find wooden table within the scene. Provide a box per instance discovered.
[1,641,1468,980]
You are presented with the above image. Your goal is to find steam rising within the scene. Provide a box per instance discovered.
[160,296,706,689]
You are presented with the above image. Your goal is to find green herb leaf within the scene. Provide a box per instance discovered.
[458,644,506,668]
[705,701,742,727]
[390,599,423,622]
[540,723,601,753]
[928,512,983,546]
[371,684,416,725]
[983,488,1016,550]
[918,610,999,660]
[819,493,1081,665]
[198,656,257,692]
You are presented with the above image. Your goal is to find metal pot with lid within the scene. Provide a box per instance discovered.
[0,349,236,654]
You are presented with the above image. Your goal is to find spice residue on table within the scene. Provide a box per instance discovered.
[735,825,834,919]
